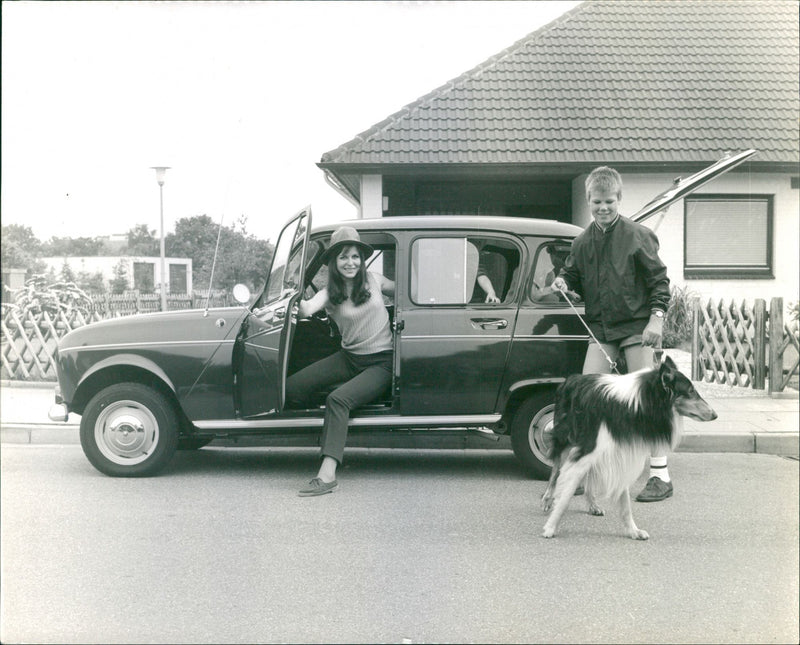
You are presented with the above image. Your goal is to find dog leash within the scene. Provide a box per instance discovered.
[554,284,665,374]
[553,284,620,374]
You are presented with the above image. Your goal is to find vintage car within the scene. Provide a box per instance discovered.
[48,152,754,478]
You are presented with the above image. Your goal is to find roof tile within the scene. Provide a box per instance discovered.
[321,0,798,166]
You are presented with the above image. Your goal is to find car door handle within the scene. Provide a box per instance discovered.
[471,318,508,330]
[275,307,286,318]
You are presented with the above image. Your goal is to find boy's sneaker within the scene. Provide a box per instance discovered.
[635,476,673,502]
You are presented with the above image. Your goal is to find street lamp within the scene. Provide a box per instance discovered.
[151,166,170,311]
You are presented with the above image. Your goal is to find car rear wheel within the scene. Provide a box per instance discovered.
[80,383,179,477]
[510,390,556,479]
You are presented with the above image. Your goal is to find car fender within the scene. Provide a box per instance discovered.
[77,353,176,396]
[499,377,566,415]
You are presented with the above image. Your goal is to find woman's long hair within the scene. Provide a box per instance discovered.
[327,245,371,306]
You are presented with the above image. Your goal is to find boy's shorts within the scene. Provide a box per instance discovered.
[583,334,654,374]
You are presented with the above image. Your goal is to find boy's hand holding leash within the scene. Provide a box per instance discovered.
[550,277,580,302]
[552,277,619,373]
[553,277,665,370]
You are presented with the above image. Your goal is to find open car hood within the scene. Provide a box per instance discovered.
[631,149,757,223]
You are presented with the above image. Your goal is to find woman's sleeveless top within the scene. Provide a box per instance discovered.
[328,272,392,355]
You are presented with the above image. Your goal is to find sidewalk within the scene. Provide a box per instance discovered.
[1,377,797,455]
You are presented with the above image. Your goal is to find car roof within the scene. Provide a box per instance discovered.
[312,215,582,238]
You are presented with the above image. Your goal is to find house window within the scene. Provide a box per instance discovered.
[169,264,187,293]
[133,262,155,292]
[684,195,773,279]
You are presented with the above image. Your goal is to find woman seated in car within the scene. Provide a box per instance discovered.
[286,226,394,497]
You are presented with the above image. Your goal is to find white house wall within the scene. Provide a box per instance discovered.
[40,256,193,293]
[571,172,799,306]
[360,174,384,218]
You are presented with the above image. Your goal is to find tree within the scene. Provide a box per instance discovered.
[1,224,45,275]
[43,236,106,257]
[59,261,76,283]
[125,224,159,256]
[166,215,273,294]
[109,260,129,294]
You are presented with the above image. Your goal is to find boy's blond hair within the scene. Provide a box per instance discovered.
[585,166,622,199]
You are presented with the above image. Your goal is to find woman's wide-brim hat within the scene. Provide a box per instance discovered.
[320,226,373,263]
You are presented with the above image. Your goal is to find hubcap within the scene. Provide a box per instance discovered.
[95,400,159,465]
[528,403,555,466]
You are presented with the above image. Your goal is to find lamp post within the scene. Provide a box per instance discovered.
[151,166,170,311]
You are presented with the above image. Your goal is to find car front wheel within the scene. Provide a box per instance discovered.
[510,390,556,479]
[80,383,179,477]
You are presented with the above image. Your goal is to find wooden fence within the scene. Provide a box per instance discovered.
[1,291,233,381]
[87,291,231,316]
[692,296,799,393]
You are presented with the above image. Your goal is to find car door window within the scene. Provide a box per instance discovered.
[529,241,572,305]
[410,236,520,305]
[261,214,308,306]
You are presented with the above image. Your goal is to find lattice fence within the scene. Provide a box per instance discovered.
[1,307,104,381]
[692,296,799,392]
[1,290,233,381]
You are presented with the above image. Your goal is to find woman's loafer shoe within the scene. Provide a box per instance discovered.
[298,477,338,497]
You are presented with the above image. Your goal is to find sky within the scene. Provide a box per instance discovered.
[1,0,580,243]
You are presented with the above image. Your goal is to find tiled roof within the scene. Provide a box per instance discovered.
[320,0,799,167]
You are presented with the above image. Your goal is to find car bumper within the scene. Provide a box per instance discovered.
[47,386,70,423]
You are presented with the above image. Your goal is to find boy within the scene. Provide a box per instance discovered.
[551,166,674,502]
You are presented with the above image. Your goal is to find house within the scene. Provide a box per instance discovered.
[40,256,193,294]
[318,0,799,304]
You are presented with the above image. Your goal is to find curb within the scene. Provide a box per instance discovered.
[1,380,57,389]
[2,423,797,457]
[1,423,81,445]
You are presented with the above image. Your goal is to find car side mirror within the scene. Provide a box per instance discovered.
[232,284,251,305]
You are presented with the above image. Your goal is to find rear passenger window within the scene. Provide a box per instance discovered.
[529,241,572,305]
[410,236,520,305]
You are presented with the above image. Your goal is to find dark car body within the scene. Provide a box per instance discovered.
[52,211,585,477]
[49,152,755,477]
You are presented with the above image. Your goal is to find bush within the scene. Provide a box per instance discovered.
[6,275,93,317]
[663,284,696,350]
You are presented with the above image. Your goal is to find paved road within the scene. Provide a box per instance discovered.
[1,446,798,644]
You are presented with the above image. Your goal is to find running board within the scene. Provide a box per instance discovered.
[194,414,501,432]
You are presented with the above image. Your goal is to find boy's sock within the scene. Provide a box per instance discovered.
[649,456,670,482]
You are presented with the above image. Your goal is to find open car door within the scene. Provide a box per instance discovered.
[631,149,757,224]
[235,207,311,418]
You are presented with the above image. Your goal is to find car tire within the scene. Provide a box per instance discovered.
[510,390,556,479]
[80,383,179,477]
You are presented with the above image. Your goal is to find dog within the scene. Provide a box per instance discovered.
[541,355,717,540]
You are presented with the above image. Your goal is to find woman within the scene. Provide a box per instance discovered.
[287,226,394,497]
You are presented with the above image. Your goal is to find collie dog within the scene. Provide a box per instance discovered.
[541,356,717,540]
